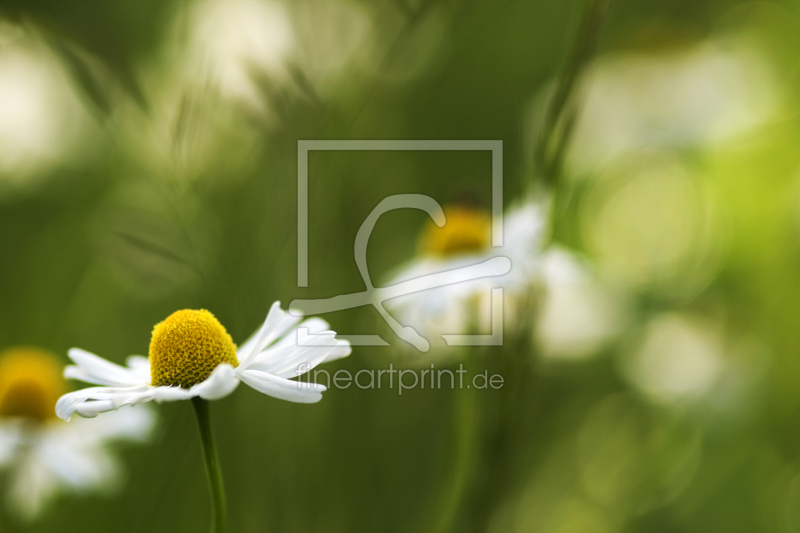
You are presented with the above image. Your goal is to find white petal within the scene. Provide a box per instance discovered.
[56,386,154,421]
[63,365,105,386]
[6,452,58,521]
[39,436,118,490]
[244,318,343,375]
[66,405,156,443]
[76,401,116,418]
[237,301,285,369]
[59,369,240,420]
[244,340,296,373]
[151,386,195,402]
[237,311,303,360]
[237,369,326,403]
[270,311,306,343]
[57,387,115,420]
[127,366,240,404]
[66,348,150,387]
[265,318,330,352]
[0,422,22,466]
[189,364,240,400]
[125,355,152,381]
[323,340,352,363]
[504,200,548,256]
[251,333,340,378]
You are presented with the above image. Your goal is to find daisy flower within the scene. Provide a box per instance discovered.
[56,302,350,533]
[383,198,625,359]
[57,302,351,420]
[0,346,154,521]
[383,198,548,352]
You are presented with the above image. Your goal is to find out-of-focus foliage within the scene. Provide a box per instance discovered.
[2,0,800,531]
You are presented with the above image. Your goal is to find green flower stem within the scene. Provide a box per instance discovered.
[428,383,478,533]
[192,397,227,533]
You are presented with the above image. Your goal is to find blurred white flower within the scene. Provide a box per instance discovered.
[183,0,375,104]
[384,199,548,353]
[0,346,154,520]
[0,23,96,188]
[579,152,724,297]
[535,247,626,361]
[58,303,351,420]
[285,0,371,94]
[185,0,294,109]
[624,313,724,404]
[120,0,373,182]
[623,313,769,413]
[566,39,776,174]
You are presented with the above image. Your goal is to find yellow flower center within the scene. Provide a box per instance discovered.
[149,309,239,388]
[0,347,64,422]
[422,205,492,257]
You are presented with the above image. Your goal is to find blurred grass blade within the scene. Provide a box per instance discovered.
[41,28,148,116]
[533,0,609,188]
[45,32,113,115]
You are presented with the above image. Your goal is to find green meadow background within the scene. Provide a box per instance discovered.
[2,0,800,531]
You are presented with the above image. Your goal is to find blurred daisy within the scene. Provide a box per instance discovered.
[57,302,351,420]
[0,346,153,520]
[384,199,548,352]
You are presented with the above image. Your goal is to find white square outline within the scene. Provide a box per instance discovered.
[297,139,503,287]
[295,140,504,349]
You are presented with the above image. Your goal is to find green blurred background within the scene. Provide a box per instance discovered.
[2,0,800,531]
